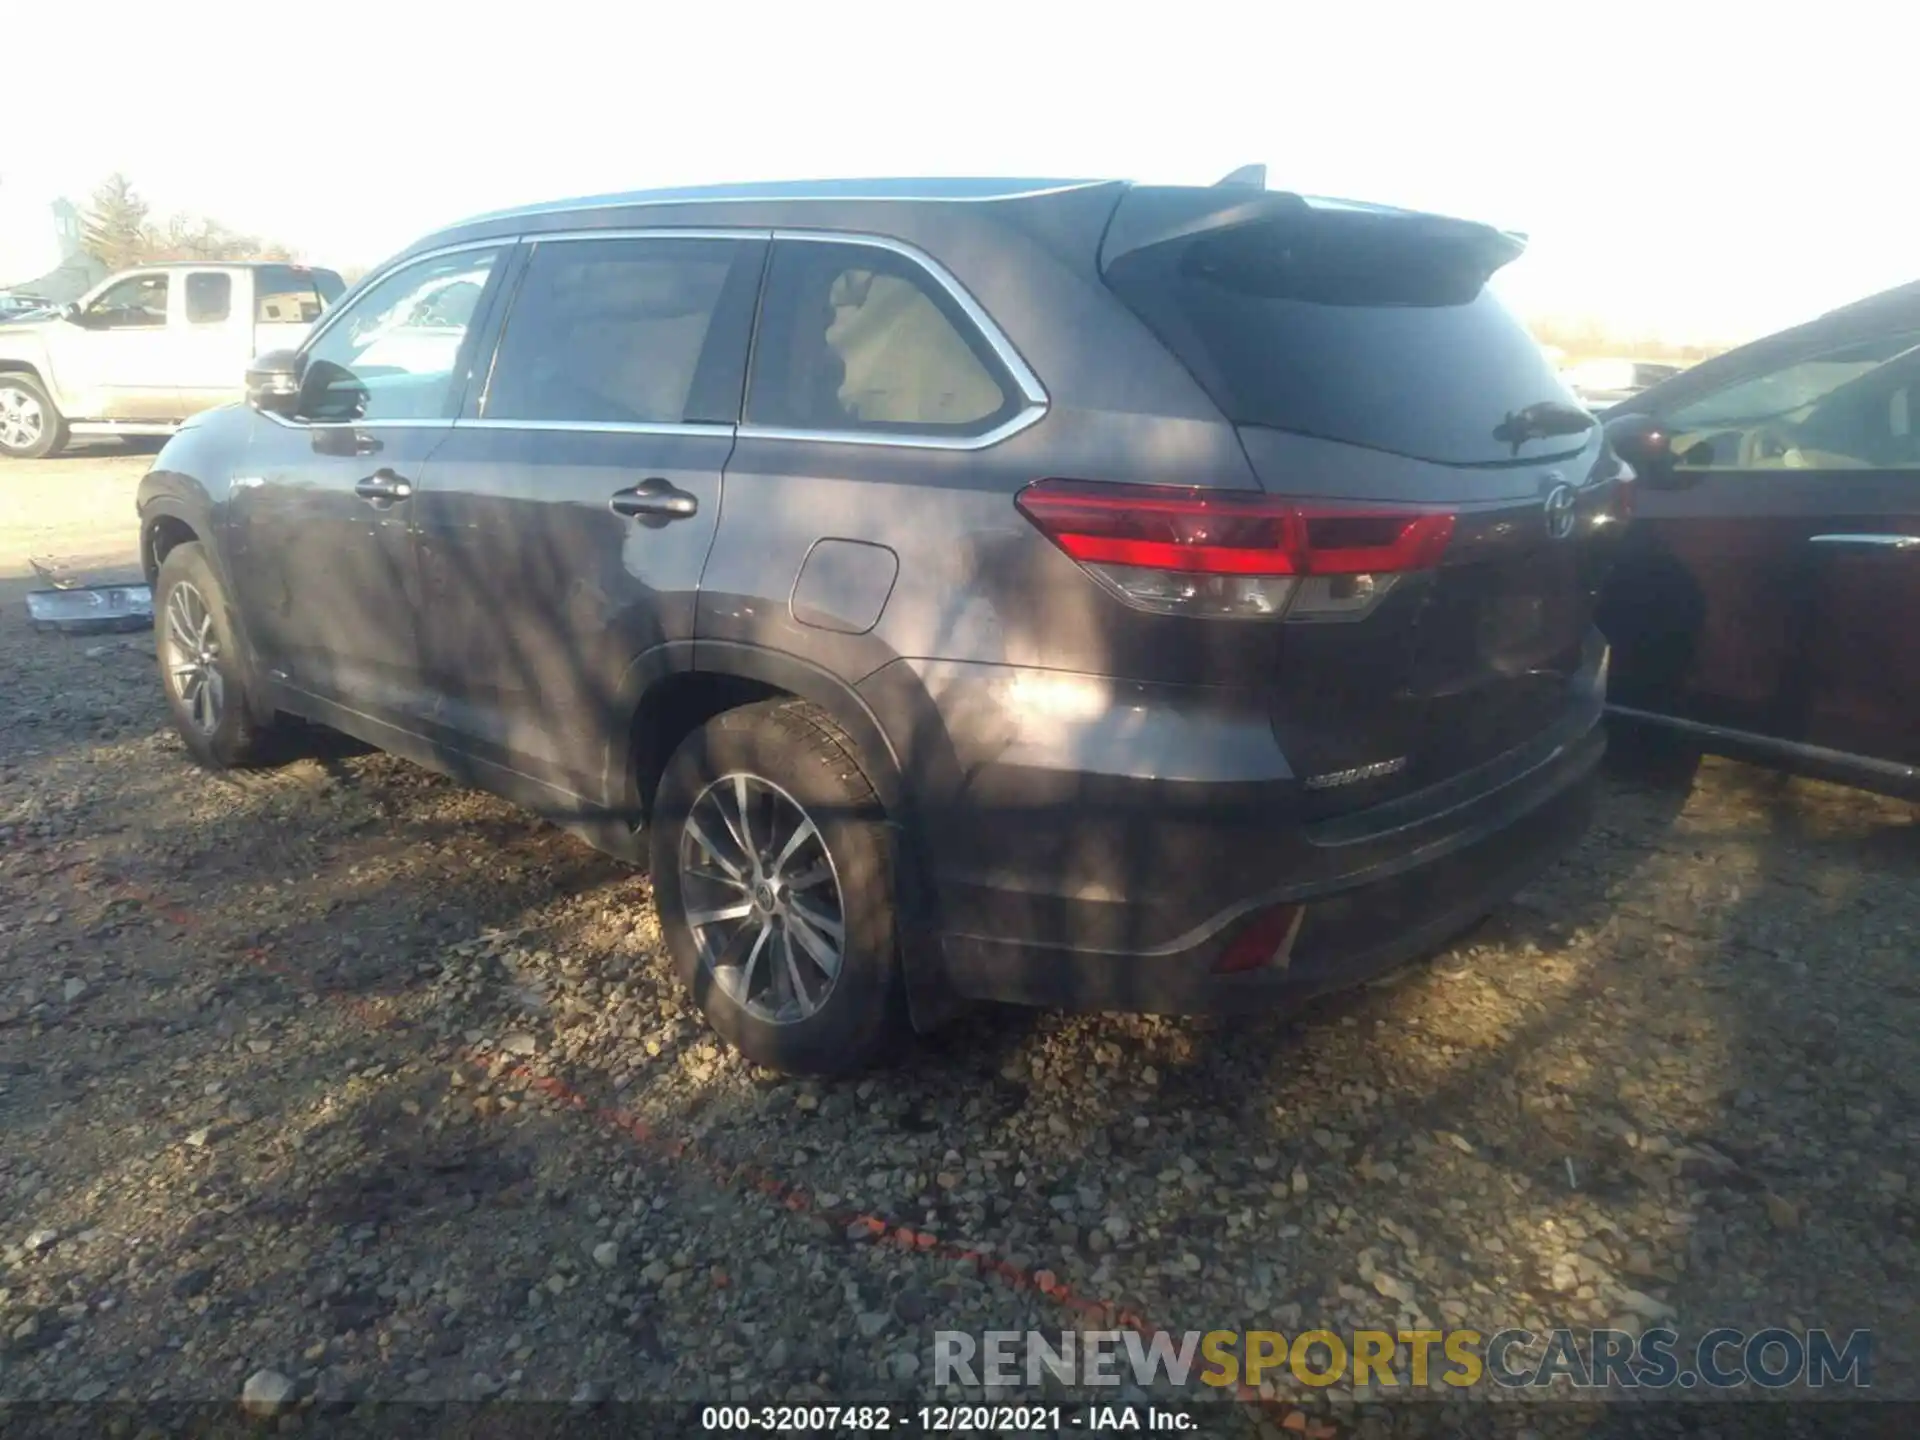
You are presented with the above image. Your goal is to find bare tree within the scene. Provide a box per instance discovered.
[81,173,152,272]
[81,173,300,268]
[148,214,260,262]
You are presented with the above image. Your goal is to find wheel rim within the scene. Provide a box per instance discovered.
[678,772,846,1025]
[0,384,44,451]
[163,581,225,735]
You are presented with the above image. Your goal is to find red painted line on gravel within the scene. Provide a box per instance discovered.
[80,864,1336,1436]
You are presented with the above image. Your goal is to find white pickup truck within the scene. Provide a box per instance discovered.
[0,260,345,459]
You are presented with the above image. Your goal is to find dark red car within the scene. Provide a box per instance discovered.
[1600,281,1920,797]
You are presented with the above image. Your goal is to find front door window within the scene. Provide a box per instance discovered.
[83,274,169,329]
[296,248,506,422]
[1665,332,1920,471]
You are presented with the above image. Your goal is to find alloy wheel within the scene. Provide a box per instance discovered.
[677,772,846,1024]
[163,581,225,735]
[0,384,43,452]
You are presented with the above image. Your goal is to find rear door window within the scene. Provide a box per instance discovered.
[1103,207,1581,466]
[185,272,231,324]
[483,235,764,426]
[745,239,1015,437]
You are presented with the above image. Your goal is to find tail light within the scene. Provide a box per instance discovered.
[1015,479,1454,621]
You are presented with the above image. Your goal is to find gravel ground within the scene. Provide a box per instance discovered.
[0,445,154,587]
[2,455,1916,1436]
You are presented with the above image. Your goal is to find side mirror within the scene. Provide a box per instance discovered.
[60,301,85,324]
[1603,413,1688,490]
[245,349,306,418]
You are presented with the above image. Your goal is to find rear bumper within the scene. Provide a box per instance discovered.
[938,724,1600,1013]
[862,632,1607,1015]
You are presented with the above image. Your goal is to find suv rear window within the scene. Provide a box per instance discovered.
[1103,206,1581,466]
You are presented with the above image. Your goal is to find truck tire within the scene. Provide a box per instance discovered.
[0,372,69,460]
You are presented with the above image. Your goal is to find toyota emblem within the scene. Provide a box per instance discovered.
[1543,480,1578,541]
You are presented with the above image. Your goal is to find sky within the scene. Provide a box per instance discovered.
[5,0,1909,346]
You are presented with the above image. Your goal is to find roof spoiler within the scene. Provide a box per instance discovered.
[1213,164,1266,189]
[1100,185,1530,275]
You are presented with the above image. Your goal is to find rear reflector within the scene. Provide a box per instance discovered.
[1214,904,1307,974]
[1016,479,1454,620]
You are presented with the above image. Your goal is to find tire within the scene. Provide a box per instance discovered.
[650,699,909,1076]
[0,372,68,460]
[153,542,283,769]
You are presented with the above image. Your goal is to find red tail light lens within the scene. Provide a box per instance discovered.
[1015,479,1454,620]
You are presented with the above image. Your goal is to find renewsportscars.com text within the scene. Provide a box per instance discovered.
[933,1326,1872,1391]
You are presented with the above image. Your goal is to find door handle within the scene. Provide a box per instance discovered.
[354,470,412,502]
[610,478,698,520]
[1809,533,1920,550]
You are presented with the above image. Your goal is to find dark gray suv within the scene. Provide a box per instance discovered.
[137,177,1623,1074]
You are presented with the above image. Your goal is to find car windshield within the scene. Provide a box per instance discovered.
[1667,334,1920,428]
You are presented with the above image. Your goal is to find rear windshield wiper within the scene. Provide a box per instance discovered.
[1493,400,1595,457]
